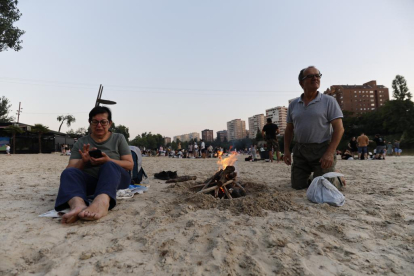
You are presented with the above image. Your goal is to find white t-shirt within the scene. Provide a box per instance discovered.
[6,146,10,151]
[201,142,205,149]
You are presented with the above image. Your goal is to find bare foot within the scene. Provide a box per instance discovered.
[78,194,110,221]
[61,197,87,224]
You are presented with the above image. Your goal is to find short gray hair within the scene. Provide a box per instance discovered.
[298,66,320,82]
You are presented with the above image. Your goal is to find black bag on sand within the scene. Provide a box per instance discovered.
[132,167,148,184]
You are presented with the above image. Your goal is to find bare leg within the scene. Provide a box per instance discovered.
[61,196,87,224]
[276,151,280,163]
[78,194,110,221]
[269,151,273,162]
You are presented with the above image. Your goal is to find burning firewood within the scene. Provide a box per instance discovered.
[165,176,197,183]
[197,165,243,199]
[194,152,246,199]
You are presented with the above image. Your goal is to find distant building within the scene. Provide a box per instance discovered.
[201,129,214,142]
[226,119,246,141]
[248,114,265,139]
[189,132,200,141]
[216,130,227,142]
[173,132,200,142]
[164,137,171,145]
[324,80,390,115]
[0,122,77,153]
[266,106,288,135]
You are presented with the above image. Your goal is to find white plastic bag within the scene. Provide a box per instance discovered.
[306,172,345,207]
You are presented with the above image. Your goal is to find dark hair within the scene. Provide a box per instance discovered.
[298,66,320,83]
[89,106,112,122]
[267,118,272,123]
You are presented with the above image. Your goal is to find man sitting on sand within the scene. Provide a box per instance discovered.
[55,106,133,224]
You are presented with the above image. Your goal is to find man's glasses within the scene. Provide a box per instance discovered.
[301,73,322,81]
[90,119,109,126]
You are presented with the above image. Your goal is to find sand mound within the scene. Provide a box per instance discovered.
[167,181,298,216]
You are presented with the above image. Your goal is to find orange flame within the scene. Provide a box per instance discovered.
[217,151,223,160]
[217,152,238,170]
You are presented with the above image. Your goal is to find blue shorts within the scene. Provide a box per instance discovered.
[358,146,368,154]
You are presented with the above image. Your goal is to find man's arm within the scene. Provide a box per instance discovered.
[283,123,294,165]
[90,153,134,171]
[320,118,344,169]
[108,155,134,171]
[67,159,85,169]
[66,143,92,169]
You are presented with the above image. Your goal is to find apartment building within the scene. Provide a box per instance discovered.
[173,132,200,142]
[265,106,288,135]
[164,137,171,145]
[201,129,214,142]
[324,80,389,115]
[216,130,228,142]
[247,114,265,139]
[226,119,246,141]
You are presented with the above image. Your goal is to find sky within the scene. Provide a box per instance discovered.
[1,0,413,139]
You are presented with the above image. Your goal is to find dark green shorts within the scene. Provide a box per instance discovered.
[266,139,279,151]
[291,141,336,190]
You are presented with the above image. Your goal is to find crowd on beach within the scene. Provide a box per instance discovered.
[339,133,401,160]
[140,141,284,162]
[142,142,234,159]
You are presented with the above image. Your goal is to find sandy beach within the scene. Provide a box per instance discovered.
[0,154,413,275]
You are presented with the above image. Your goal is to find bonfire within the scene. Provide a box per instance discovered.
[194,152,246,199]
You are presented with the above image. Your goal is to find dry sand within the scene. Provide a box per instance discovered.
[0,154,413,276]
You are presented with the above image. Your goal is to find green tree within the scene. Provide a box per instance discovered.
[381,99,414,145]
[255,129,263,141]
[4,124,23,153]
[0,96,14,122]
[66,127,88,138]
[0,0,25,52]
[76,127,88,136]
[31,124,49,153]
[112,124,130,141]
[392,75,412,101]
[57,115,76,132]
[130,132,165,149]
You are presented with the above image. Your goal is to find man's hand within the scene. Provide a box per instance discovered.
[90,152,110,166]
[319,151,334,169]
[284,150,292,165]
[79,144,92,164]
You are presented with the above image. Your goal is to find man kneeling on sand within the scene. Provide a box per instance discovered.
[55,106,133,224]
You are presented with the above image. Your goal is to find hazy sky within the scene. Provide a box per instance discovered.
[1,0,413,139]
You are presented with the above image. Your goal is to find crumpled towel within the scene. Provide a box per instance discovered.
[116,185,148,199]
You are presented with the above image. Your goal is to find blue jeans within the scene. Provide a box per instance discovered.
[55,161,130,211]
